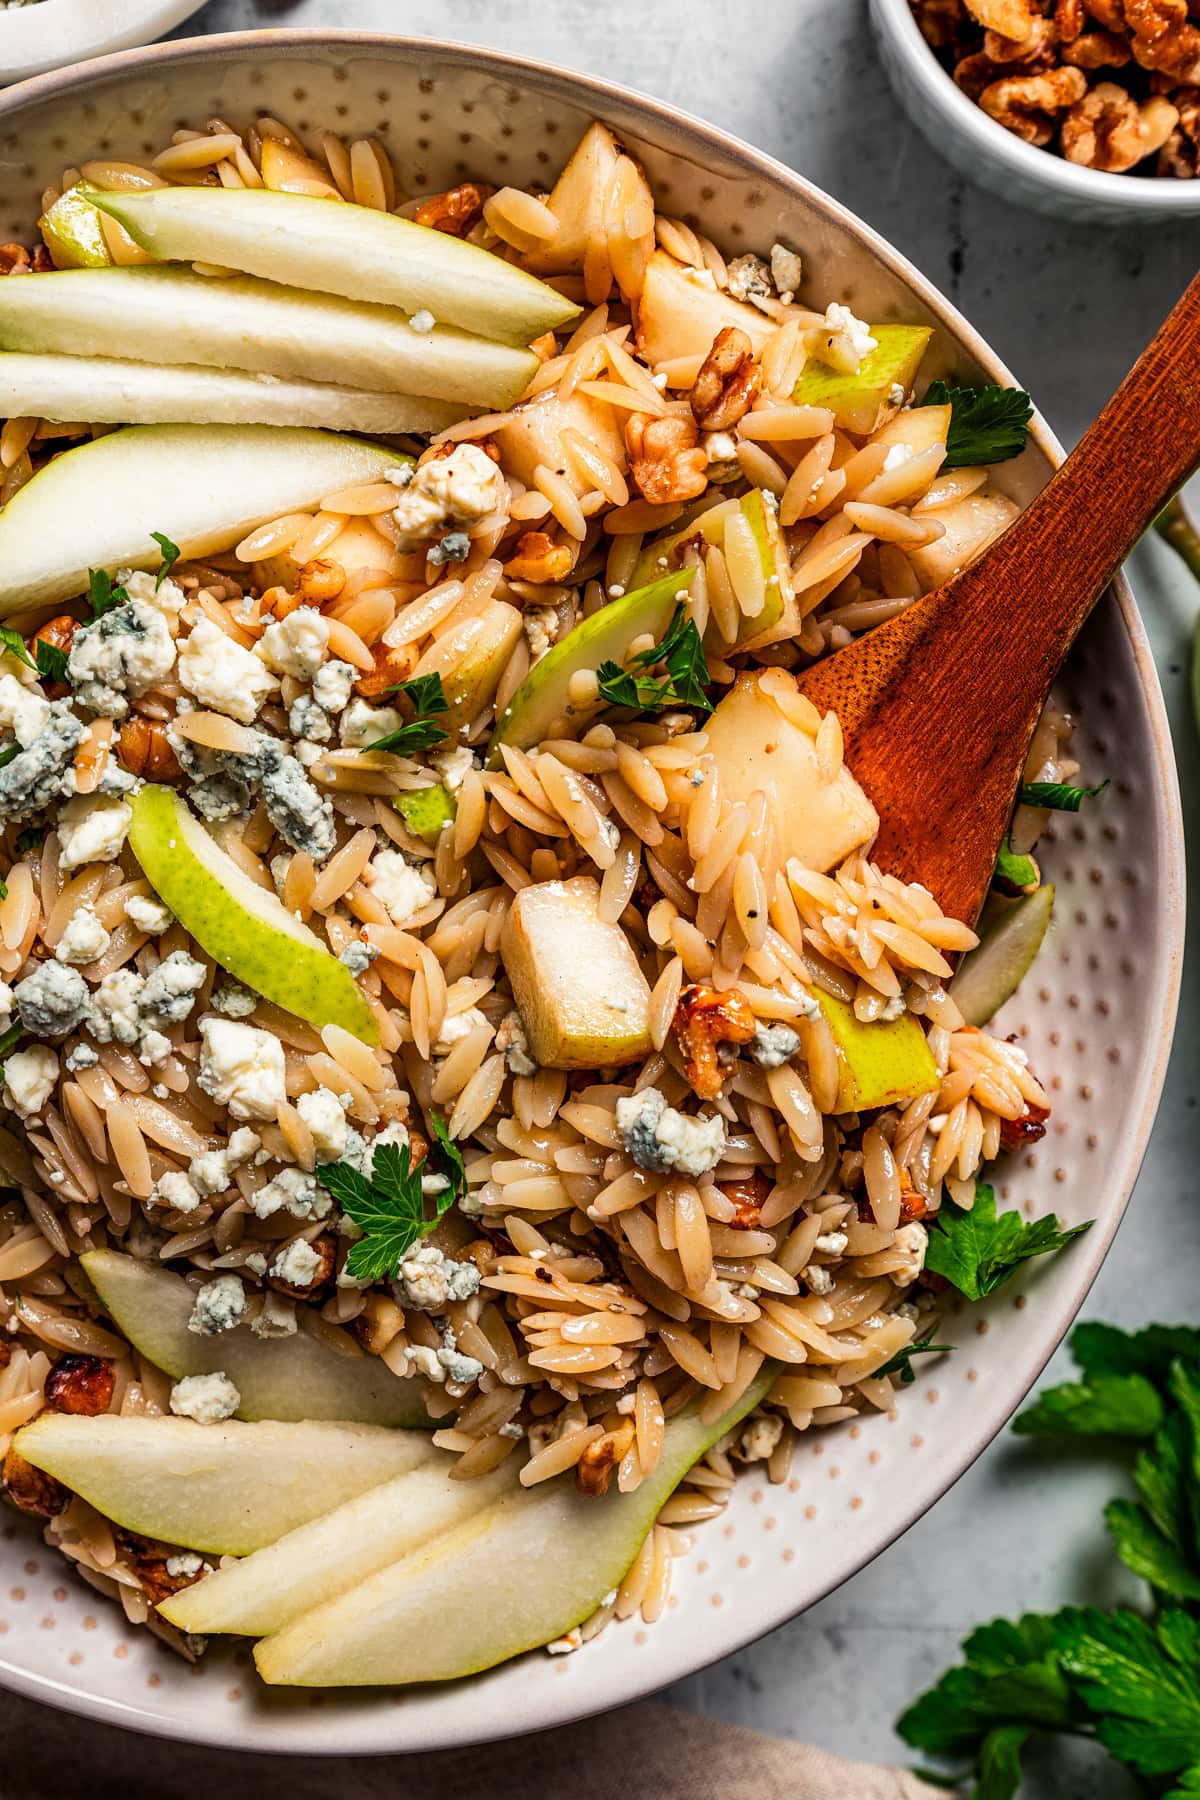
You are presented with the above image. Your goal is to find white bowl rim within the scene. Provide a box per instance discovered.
[0,0,208,85]
[0,26,1185,1754]
[872,0,1200,214]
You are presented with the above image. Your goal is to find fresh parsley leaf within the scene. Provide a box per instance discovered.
[1014,1371,1163,1440]
[0,743,20,770]
[0,1020,22,1062]
[34,637,69,683]
[1072,1322,1200,1386]
[316,1111,463,1282]
[363,670,450,757]
[874,1327,953,1386]
[993,836,1039,895]
[1166,1767,1200,1799]
[0,625,35,670]
[1104,1499,1200,1602]
[922,380,1033,470]
[151,531,181,588]
[897,1613,1074,1758]
[595,603,713,719]
[88,568,128,619]
[1055,1606,1200,1777]
[0,877,6,899]
[924,1184,1092,1302]
[973,1724,1030,1800]
[1016,779,1108,813]
[1134,1412,1194,1555]
[14,825,44,853]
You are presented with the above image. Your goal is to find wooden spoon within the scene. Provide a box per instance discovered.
[796,272,1200,927]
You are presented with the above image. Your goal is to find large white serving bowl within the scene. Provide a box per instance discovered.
[0,28,1185,1756]
[871,0,1200,224]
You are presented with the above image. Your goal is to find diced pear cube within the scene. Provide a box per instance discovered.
[500,876,652,1069]
[814,992,939,1114]
[703,671,879,874]
[793,323,933,435]
[907,490,1019,589]
[493,387,626,495]
[635,250,774,367]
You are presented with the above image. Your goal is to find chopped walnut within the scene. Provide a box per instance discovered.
[965,0,1035,34]
[717,1168,771,1230]
[690,327,761,432]
[979,64,1089,143]
[0,243,32,277]
[118,714,183,783]
[982,15,1059,63]
[355,640,419,699]
[1,1447,69,1519]
[413,182,494,238]
[1055,0,1087,42]
[575,1428,630,1497]
[45,1353,116,1417]
[998,1097,1051,1150]
[114,1527,208,1605]
[624,412,708,505]
[503,530,576,584]
[1062,80,1176,165]
[269,1231,337,1301]
[671,982,758,1100]
[1062,27,1135,66]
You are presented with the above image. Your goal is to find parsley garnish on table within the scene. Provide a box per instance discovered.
[316,1111,467,1282]
[924,1183,1092,1302]
[899,1322,1200,1797]
[361,671,451,757]
[922,380,1033,470]
[596,603,713,719]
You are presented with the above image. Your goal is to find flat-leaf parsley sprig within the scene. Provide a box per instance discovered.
[316,1110,467,1283]
[921,380,1033,470]
[361,671,451,757]
[596,603,713,719]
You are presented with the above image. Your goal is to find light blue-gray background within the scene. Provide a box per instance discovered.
[27,0,1200,1789]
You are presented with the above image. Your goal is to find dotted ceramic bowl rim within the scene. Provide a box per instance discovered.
[0,28,1185,1757]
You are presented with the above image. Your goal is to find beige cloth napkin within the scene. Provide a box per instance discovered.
[0,1689,953,1797]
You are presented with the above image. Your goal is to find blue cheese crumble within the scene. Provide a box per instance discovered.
[749,1023,802,1069]
[169,1370,240,1424]
[187,1274,246,1336]
[615,1086,727,1178]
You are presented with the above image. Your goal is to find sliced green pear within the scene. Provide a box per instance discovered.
[949,885,1054,1028]
[705,670,879,874]
[636,250,774,367]
[409,598,524,726]
[159,1456,514,1636]
[872,400,951,459]
[39,187,112,269]
[501,876,652,1069]
[128,784,378,1043]
[793,324,933,435]
[0,352,469,433]
[488,568,695,766]
[89,187,578,345]
[82,1250,428,1428]
[907,490,1019,589]
[0,268,537,408]
[0,423,396,614]
[394,785,457,844]
[814,992,939,1114]
[522,121,624,277]
[255,1370,775,1686]
[14,1413,431,1556]
[631,490,795,652]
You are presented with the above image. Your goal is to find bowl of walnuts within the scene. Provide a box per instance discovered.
[871,0,1200,222]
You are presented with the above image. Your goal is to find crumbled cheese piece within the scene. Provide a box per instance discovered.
[86,968,144,1045]
[244,1252,268,1277]
[119,568,187,621]
[433,1006,488,1056]
[339,697,406,749]
[733,1412,785,1463]
[295,1086,349,1159]
[0,672,49,747]
[362,848,436,926]
[154,1169,202,1215]
[169,1370,240,1423]
[256,608,330,680]
[0,700,81,823]
[139,950,206,1030]
[164,1552,209,1579]
[250,1163,330,1221]
[822,302,878,372]
[210,981,257,1018]
[339,940,378,976]
[311,659,356,714]
[803,1263,834,1296]
[288,694,332,743]
[395,1243,481,1312]
[64,1043,98,1072]
[749,1022,802,1070]
[522,604,560,663]
[177,617,277,723]
[188,1274,246,1336]
[615,1086,726,1178]
[770,242,803,299]
[124,893,173,935]
[437,1323,483,1387]
[390,445,506,551]
[815,1229,849,1256]
[725,252,774,309]
[2,1044,58,1117]
[56,794,132,870]
[704,430,738,465]
[137,1029,172,1067]
[197,1017,286,1122]
[252,1291,296,1338]
[270,1238,323,1288]
[495,1008,537,1077]
[13,962,88,1038]
[67,600,175,719]
[429,743,475,792]
[891,1222,928,1287]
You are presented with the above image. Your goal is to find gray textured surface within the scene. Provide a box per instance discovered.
[12,0,1200,1788]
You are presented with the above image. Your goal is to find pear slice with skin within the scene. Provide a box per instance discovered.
[631,490,795,652]
[14,1413,433,1556]
[0,352,469,434]
[128,784,378,1043]
[89,187,579,346]
[393,785,456,845]
[0,268,538,409]
[159,1456,514,1637]
[38,187,111,269]
[814,992,939,1114]
[487,568,694,767]
[792,324,933,436]
[0,423,396,615]
[409,598,524,726]
[949,885,1055,1027]
[82,1250,429,1428]
[255,1370,775,1687]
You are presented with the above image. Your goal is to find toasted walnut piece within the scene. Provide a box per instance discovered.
[353,1291,406,1356]
[298,558,345,603]
[980,64,1089,142]
[354,639,419,699]
[672,982,758,1101]
[998,1097,1051,1150]
[690,327,761,432]
[113,1527,205,1604]
[413,182,495,238]
[964,0,1036,34]
[1062,79,1160,164]
[1,1447,68,1518]
[45,1353,116,1417]
[1157,122,1200,169]
[982,15,1059,61]
[0,243,31,277]
[718,1169,771,1231]
[503,530,576,584]
[1084,0,1126,29]
[118,714,183,783]
[1178,83,1200,136]
[1062,26,1135,63]
[625,412,708,506]
[1130,17,1200,76]
[575,1427,631,1498]
[898,1166,930,1224]
[29,614,78,660]
[269,1231,337,1302]
[1139,93,1184,151]
[914,0,976,52]
[1125,0,1187,40]
[1056,0,1088,40]
[955,49,1012,98]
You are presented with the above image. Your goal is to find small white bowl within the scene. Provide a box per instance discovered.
[871,0,1200,224]
[0,0,207,85]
